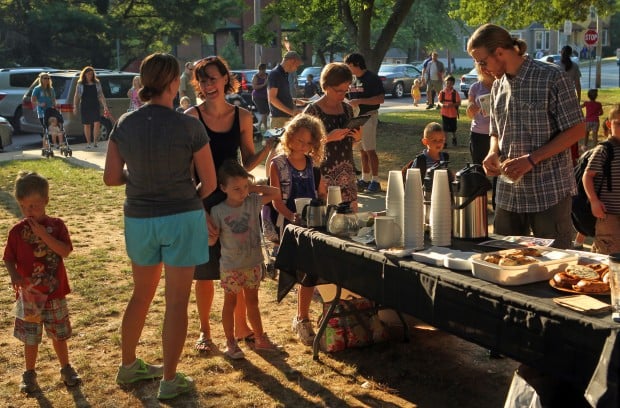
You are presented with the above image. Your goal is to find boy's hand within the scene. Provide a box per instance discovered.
[26,218,47,239]
[590,199,606,219]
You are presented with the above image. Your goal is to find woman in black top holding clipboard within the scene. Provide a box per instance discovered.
[304,63,362,210]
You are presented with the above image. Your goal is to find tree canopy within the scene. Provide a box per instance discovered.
[452,0,618,29]
[0,0,242,68]
[245,0,416,72]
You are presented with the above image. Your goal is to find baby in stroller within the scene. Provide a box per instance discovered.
[47,116,64,149]
[42,108,72,157]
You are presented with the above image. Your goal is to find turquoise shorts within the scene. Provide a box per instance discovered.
[125,209,209,267]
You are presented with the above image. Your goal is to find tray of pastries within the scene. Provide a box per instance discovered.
[549,263,610,295]
[470,246,578,285]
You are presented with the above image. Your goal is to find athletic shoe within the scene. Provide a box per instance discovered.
[157,372,194,400]
[20,370,38,394]
[116,358,163,384]
[357,179,370,192]
[224,340,245,360]
[292,317,315,346]
[366,180,381,193]
[60,364,81,387]
[86,144,92,149]
[425,104,434,109]
[254,333,281,352]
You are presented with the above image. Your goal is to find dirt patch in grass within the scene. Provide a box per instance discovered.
[0,143,519,407]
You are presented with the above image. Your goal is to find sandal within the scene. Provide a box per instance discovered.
[195,337,215,353]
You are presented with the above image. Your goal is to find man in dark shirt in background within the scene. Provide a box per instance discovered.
[345,53,385,193]
[268,51,303,129]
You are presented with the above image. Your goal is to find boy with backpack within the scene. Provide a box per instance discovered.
[583,104,620,254]
[438,75,461,147]
[403,122,450,182]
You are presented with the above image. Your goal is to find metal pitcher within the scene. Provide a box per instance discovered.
[451,164,492,239]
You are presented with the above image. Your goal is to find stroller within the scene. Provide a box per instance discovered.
[42,108,72,158]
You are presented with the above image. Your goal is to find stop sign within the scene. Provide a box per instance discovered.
[584,29,598,46]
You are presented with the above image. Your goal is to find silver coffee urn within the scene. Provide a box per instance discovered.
[451,164,492,239]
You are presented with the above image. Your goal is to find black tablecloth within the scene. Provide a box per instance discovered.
[275,225,620,408]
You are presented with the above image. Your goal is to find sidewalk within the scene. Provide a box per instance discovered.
[0,141,387,213]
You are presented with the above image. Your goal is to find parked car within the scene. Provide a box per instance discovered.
[536,54,580,65]
[230,69,260,108]
[0,67,58,133]
[20,70,136,141]
[0,115,13,150]
[296,66,323,97]
[377,64,421,98]
[459,67,478,98]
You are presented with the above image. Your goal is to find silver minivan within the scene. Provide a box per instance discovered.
[20,70,136,140]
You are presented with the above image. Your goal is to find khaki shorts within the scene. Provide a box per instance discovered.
[360,111,379,151]
[269,116,291,129]
[593,214,620,254]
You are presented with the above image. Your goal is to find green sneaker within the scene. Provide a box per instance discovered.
[157,372,194,400]
[116,358,163,385]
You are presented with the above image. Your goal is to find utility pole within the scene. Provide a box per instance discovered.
[595,11,602,88]
[254,0,261,66]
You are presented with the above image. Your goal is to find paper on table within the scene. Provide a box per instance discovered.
[553,295,611,315]
[479,236,555,249]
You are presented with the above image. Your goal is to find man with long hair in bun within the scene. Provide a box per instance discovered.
[468,24,585,250]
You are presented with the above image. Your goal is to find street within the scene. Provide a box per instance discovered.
[381,59,619,113]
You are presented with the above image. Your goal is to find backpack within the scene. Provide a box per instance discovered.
[571,141,614,237]
[401,151,449,182]
[438,89,460,118]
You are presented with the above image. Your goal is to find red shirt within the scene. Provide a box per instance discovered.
[3,217,72,299]
[583,100,603,122]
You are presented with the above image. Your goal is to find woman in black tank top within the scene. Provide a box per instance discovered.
[184,56,278,352]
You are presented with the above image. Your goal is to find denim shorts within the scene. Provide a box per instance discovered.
[14,298,72,346]
[125,209,209,267]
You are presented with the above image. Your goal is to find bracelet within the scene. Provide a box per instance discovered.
[527,154,536,167]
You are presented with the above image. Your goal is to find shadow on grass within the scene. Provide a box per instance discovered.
[312,324,518,408]
[239,349,350,407]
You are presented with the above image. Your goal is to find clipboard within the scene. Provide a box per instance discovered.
[345,114,371,129]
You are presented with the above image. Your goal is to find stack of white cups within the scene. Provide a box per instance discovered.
[404,168,425,250]
[385,170,405,246]
[429,169,452,246]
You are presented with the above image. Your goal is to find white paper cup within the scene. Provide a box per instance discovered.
[374,216,402,249]
[294,198,312,214]
[327,186,342,206]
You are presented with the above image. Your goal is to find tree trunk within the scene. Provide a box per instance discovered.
[339,0,415,72]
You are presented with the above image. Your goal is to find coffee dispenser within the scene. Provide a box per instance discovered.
[451,164,492,239]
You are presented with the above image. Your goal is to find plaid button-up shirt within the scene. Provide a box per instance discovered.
[490,57,583,213]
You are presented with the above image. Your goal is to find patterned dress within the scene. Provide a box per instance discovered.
[304,102,357,203]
